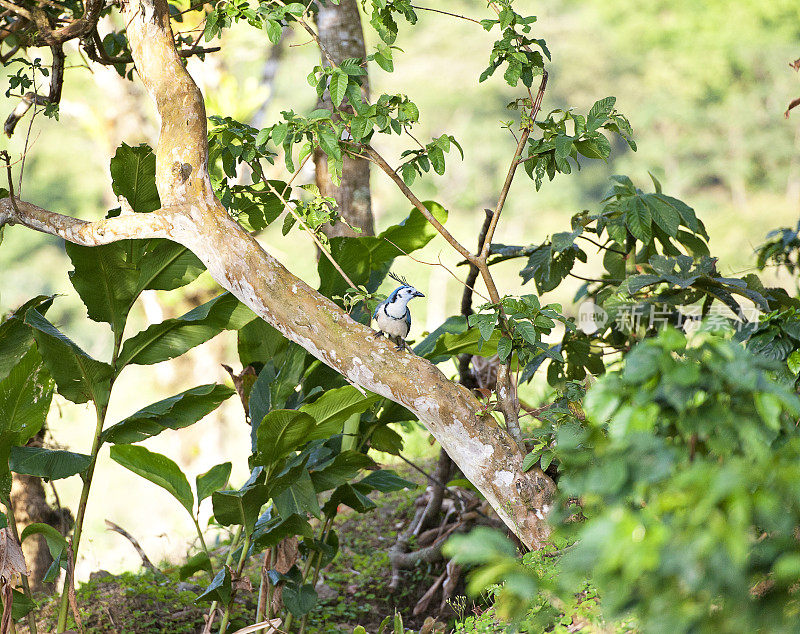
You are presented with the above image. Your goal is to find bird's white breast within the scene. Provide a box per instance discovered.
[375,308,409,338]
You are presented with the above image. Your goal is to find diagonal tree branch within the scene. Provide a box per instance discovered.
[0,0,555,550]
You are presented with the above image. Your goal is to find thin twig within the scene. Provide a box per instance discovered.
[577,234,626,254]
[380,237,489,302]
[262,177,359,289]
[409,5,481,24]
[363,145,475,263]
[0,151,18,217]
[479,70,548,260]
[277,0,336,67]
[104,520,160,576]
[397,453,449,489]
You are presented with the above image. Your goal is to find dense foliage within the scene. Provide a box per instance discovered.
[1,0,800,633]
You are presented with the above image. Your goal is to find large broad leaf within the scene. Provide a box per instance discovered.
[212,482,268,533]
[196,567,232,604]
[273,469,321,519]
[309,450,374,493]
[282,583,318,617]
[0,296,52,382]
[424,327,501,363]
[102,383,235,444]
[270,344,308,410]
[10,447,90,480]
[364,202,448,264]
[24,309,111,407]
[0,347,53,445]
[414,315,467,357]
[300,386,380,440]
[196,462,232,503]
[252,512,313,549]
[117,292,255,368]
[255,410,316,469]
[355,470,416,493]
[110,143,160,214]
[65,242,140,338]
[135,241,205,293]
[110,444,194,515]
[322,483,376,516]
[20,522,68,583]
[318,237,372,300]
[237,318,290,367]
[248,364,275,450]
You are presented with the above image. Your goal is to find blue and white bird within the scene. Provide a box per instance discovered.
[373,272,424,350]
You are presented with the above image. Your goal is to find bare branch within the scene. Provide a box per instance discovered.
[479,70,548,260]
[362,145,476,263]
[0,198,180,244]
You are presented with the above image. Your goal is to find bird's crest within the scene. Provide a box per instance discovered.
[388,271,411,287]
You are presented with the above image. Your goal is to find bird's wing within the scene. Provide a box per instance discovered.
[373,301,384,321]
[404,307,411,329]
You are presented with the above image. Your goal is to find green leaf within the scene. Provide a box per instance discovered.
[364,201,448,265]
[0,347,53,448]
[425,327,501,363]
[283,583,317,617]
[102,384,235,444]
[20,522,68,583]
[625,197,652,243]
[212,483,268,533]
[238,318,290,367]
[497,336,512,362]
[65,242,139,337]
[330,70,348,107]
[318,237,372,300]
[644,195,680,238]
[196,462,232,503]
[117,293,254,368]
[110,143,161,213]
[252,512,314,549]
[468,312,499,342]
[309,451,373,492]
[178,551,212,580]
[300,386,380,440]
[255,410,316,468]
[110,444,194,515]
[355,470,415,493]
[369,425,404,454]
[554,134,574,159]
[10,447,90,480]
[136,241,205,293]
[0,296,52,382]
[274,469,321,519]
[318,128,341,159]
[323,483,376,516]
[197,567,231,604]
[588,96,616,131]
[24,309,112,407]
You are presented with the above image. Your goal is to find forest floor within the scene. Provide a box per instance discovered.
[18,465,465,634]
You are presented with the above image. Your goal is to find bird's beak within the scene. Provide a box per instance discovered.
[415,291,425,298]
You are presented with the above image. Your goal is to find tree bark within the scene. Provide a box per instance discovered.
[0,0,554,549]
[314,0,373,238]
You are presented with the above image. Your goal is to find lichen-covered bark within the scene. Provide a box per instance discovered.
[314,0,373,238]
[0,0,555,548]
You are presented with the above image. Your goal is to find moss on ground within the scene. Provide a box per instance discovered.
[17,466,450,634]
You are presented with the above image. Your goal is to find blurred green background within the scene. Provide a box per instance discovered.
[1,0,799,577]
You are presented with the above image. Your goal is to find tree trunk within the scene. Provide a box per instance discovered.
[0,0,555,549]
[314,0,373,238]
